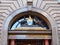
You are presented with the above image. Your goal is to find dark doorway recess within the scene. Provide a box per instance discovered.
[8,39,51,45]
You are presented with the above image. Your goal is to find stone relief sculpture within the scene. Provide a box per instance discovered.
[27,16,33,25]
[19,16,46,27]
[12,15,47,30]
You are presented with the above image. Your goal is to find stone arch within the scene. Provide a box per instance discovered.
[3,7,58,45]
[9,11,51,30]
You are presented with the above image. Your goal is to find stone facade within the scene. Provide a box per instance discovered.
[0,0,60,45]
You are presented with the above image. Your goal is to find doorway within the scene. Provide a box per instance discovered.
[9,39,51,45]
[16,39,44,45]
